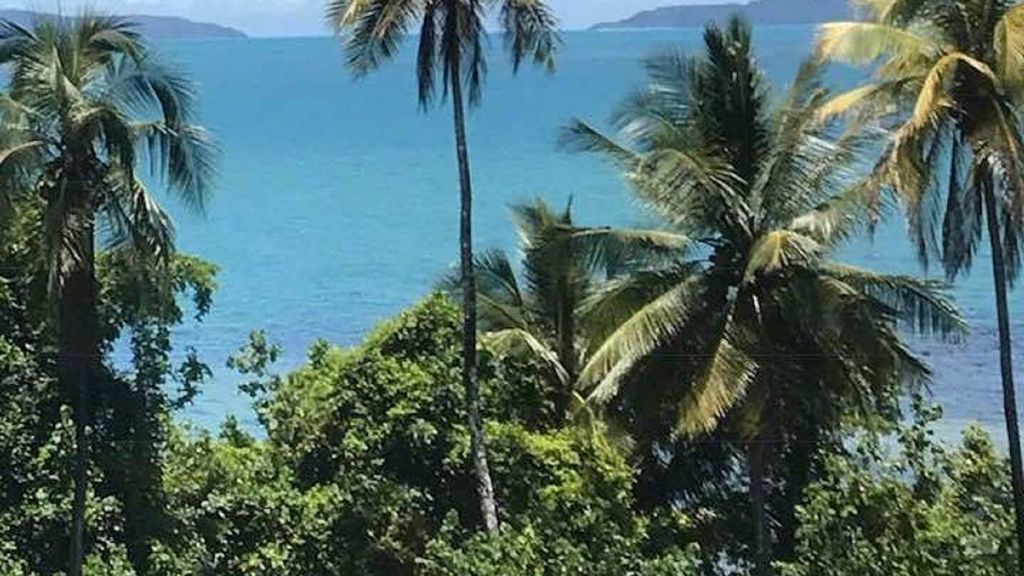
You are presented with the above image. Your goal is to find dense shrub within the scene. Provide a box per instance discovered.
[781,403,1015,576]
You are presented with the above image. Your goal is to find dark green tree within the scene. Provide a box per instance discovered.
[565,18,964,575]
[0,14,215,575]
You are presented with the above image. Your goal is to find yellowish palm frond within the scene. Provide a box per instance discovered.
[995,4,1024,97]
[908,52,972,131]
[581,275,704,404]
[817,84,886,121]
[676,305,756,437]
[817,22,938,68]
[742,230,822,282]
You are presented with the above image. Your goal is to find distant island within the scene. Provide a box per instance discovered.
[592,0,855,29]
[0,9,246,39]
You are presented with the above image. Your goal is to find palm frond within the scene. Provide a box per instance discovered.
[817,21,940,66]
[675,299,757,437]
[569,226,689,272]
[100,173,175,263]
[582,274,706,404]
[483,327,569,387]
[822,263,966,337]
[789,167,889,246]
[133,121,217,213]
[996,4,1024,98]
[580,262,699,351]
[743,230,822,282]
[559,119,642,168]
[327,0,421,76]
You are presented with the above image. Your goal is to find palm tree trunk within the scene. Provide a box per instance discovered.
[557,300,576,422]
[982,171,1024,569]
[449,53,499,534]
[61,218,99,576]
[748,435,772,576]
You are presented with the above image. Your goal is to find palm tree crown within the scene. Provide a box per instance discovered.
[818,0,1024,275]
[327,0,559,108]
[0,15,215,282]
[452,198,685,419]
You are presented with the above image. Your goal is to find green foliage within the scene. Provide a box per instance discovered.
[781,402,1016,576]
[146,294,698,575]
[419,520,700,576]
[0,193,220,574]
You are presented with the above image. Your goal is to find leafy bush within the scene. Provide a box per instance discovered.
[781,402,1016,576]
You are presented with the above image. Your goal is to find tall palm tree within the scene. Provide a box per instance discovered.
[326,0,559,532]
[450,198,684,421]
[564,18,965,575]
[816,0,1024,563]
[0,15,215,575]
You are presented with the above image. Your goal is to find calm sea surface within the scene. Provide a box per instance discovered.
[148,27,1020,436]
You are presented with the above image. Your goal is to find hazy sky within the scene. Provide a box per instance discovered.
[6,0,743,37]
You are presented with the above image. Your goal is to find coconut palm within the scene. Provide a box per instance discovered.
[448,198,685,422]
[816,0,1024,562]
[564,17,965,575]
[0,15,215,575]
[326,0,559,532]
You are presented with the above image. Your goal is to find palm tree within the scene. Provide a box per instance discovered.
[816,0,1024,563]
[326,0,559,532]
[449,198,684,422]
[0,15,215,575]
[564,18,964,575]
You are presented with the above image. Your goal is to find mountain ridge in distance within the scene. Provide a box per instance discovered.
[0,9,246,39]
[592,0,855,29]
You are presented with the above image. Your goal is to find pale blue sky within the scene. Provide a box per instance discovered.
[7,0,743,37]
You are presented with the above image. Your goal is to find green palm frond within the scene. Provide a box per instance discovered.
[822,263,967,337]
[676,299,757,437]
[100,173,175,262]
[483,327,569,387]
[559,119,642,168]
[789,171,889,246]
[569,226,689,272]
[582,275,706,404]
[580,263,699,352]
[326,0,422,76]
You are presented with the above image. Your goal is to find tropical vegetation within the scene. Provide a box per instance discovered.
[0,2,1021,575]
[0,14,214,576]
[563,17,964,574]
[816,0,1024,562]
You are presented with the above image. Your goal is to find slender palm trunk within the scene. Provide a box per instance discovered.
[62,218,98,576]
[449,54,499,534]
[982,172,1024,569]
[557,298,575,422]
[748,437,772,576]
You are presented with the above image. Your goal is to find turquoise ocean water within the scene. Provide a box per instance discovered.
[150,26,1020,435]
